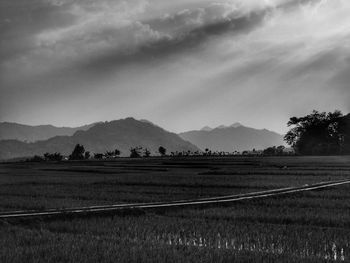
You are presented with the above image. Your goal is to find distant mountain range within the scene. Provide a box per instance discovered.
[179,124,285,152]
[0,122,97,142]
[1,115,349,160]
[200,122,243,131]
[0,118,199,160]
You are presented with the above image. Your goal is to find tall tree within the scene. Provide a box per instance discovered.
[338,114,350,154]
[84,151,91,160]
[284,110,344,155]
[158,146,166,156]
[130,147,142,158]
[69,144,85,160]
[143,148,151,158]
[114,149,121,157]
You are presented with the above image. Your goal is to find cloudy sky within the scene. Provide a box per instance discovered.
[1,0,349,133]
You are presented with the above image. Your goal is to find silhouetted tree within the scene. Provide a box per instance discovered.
[263,146,276,156]
[276,145,285,155]
[43,153,50,161]
[84,151,91,160]
[105,151,114,159]
[94,153,104,159]
[27,155,45,162]
[130,147,142,158]
[114,149,121,157]
[44,152,63,161]
[143,148,151,158]
[263,146,284,156]
[338,114,350,154]
[284,110,344,155]
[69,144,85,160]
[158,146,166,156]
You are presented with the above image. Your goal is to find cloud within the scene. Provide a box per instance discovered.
[1,0,319,75]
[0,3,150,84]
[0,0,77,61]
[76,10,269,74]
[1,0,350,132]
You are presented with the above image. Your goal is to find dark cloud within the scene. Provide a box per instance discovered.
[51,0,321,73]
[0,0,77,61]
[78,10,268,73]
[0,0,320,72]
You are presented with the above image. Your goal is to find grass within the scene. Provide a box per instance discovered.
[1,156,350,262]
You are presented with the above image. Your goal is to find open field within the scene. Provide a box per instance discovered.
[1,156,350,262]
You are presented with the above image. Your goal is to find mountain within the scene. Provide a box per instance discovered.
[200,126,213,132]
[0,118,199,160]
[230,122,242,128]
[0,122,97,142]
[179,125,285,152]
[208,123,242,130]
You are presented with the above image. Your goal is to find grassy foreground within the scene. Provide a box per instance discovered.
[1,156,350,262]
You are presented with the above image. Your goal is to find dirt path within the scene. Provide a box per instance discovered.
[1,179,350,219]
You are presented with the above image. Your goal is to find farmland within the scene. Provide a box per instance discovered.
[1,156,350,262]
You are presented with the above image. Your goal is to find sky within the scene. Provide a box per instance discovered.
[1,0,350,134]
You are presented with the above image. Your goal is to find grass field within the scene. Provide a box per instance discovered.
[1,156,350,262]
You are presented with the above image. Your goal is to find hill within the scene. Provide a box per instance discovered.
[0,122,96,142]
[0,118,199,160]
[179,125,284,152]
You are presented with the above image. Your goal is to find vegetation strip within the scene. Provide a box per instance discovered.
[1,179,350,219]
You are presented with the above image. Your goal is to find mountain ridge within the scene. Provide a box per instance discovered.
[0,118,199,160]
[179,125,284,152]
[199,122,243,132]
[0,122,98,142]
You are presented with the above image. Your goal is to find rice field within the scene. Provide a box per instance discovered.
[1,156,350,262]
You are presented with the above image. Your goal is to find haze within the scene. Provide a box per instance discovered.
[1,0,349,133]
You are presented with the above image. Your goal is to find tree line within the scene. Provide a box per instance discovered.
[27,144,291,162]
[27,145,169,162]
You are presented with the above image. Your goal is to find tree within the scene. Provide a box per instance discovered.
[276,145,285,155]
[158,146,166,156]
[44,152,63,161]
[143,148,151,158]
[84,151,91,160]
[69,144,85,160]
[263,146,277,156]
[284,110,344,155]
[27,155,45,162]
[130,147,142,158]
[114,149,121,157]
[104,149,121,159]
[338,114,350,154]
[263,146,285,156]
[94,153,104,159]
[105,151,114,159]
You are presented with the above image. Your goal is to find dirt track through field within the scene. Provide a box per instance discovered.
[1,179,350,219]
